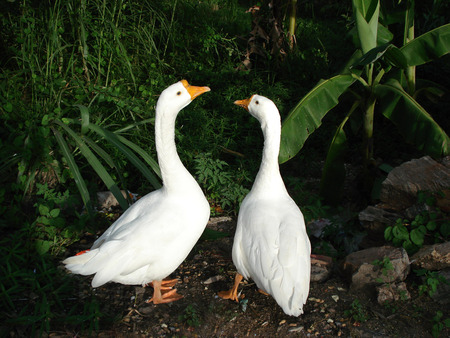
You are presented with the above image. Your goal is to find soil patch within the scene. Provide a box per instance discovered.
[59,218,449,337]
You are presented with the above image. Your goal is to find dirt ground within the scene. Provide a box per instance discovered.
[57,217,449,338]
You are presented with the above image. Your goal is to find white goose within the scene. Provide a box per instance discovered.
[63,80,211,304]
[219,95,311,316]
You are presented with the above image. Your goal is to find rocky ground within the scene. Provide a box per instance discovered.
[56,216,449,338]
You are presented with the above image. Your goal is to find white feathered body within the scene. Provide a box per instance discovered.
[232,189,311,316]
[63,80,210,288]
[64,183,209,288]
[231,94,311,316]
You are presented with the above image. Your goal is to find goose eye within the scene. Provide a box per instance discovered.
[255,100,259,105]
[177,91,182,96]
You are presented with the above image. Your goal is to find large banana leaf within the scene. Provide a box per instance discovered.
[353,0,380,54]
[376,79,450,157]
[279,74,356,163]
[401,23,450,66]
[319,106,355,205]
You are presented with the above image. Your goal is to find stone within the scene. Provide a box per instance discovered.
[380,156,450,211]
[359,206,402,235]
[411,241,450,270]
[97,190,135,209]
[376,282,411,304]
[310,254,333,283]
[342,246,410,290]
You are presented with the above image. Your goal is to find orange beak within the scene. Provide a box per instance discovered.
[181,79,210,100]
[234,95,254,111]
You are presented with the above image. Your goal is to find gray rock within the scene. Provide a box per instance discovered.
[411,241,450,270]
[342,246,410,290]
[359,206,402,235]
[376,282,411,304]
[310,254,333,283]
[380,156,450,211]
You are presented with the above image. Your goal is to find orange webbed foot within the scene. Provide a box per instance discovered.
[218,273,243,303]
[147,288,184,304]
[146,279,183,304]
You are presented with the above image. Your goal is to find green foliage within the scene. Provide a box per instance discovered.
[432,311,450,338]
[178,304,201,328]
[414,269,448,298]
[0,229,108,336]
[32,183,85,255]
[372,256,394,283]
[194,153,250,214]
[279,0,450,204]
[384,192,449,254]
[344,299,368,323]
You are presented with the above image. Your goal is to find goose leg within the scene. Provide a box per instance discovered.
[146,280,183,304]
[218,273,243,302]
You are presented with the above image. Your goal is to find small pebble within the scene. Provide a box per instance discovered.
[279,319,286,325]
[289,326,304,333]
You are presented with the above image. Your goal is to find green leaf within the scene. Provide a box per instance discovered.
[88,124,162,189]
[116,134,161,179]
[56,121,129,210]
[401,23,450,67]
[375,80,450,157]
[279,74,356,163]
[75,104,90,135]
[53,128,93,212]
[35,240,52,255]
[352,0,380,54]
[426,221,437,231]
[393,224,409,240]
[384,226,393,241]
[49,208,60,218]
[39,204,50,216]
[410,228,425,246]
[319,103,358,205]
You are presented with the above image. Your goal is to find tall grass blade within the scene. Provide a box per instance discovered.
[55,121,129,210]
[89,124,162,189]
[116,134,161,179]
[52,127,93,212]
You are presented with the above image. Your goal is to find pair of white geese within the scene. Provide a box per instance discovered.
[63,80,311,316]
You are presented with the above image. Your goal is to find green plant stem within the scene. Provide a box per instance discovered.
[288,0,297,49]
[363,94,376,181]
[404,0,416,94]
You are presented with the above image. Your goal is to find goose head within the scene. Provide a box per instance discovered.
[157,79,210,115]
[234,94,280,128]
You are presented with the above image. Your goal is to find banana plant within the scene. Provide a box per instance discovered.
[279,0,450,204]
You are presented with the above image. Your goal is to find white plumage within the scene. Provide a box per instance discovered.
[63,80,211,304]
[219,95,311,316]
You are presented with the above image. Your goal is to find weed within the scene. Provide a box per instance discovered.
[194,153,250,214]
[178,304,201,328]
[414,269,448,298]
[385,191,449,254]
[431,311,450,338]
[344,299,368,323]
[372,257,395,284]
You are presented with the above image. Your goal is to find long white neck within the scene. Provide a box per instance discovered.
[155,104,195,193]
[251,116,287,196]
